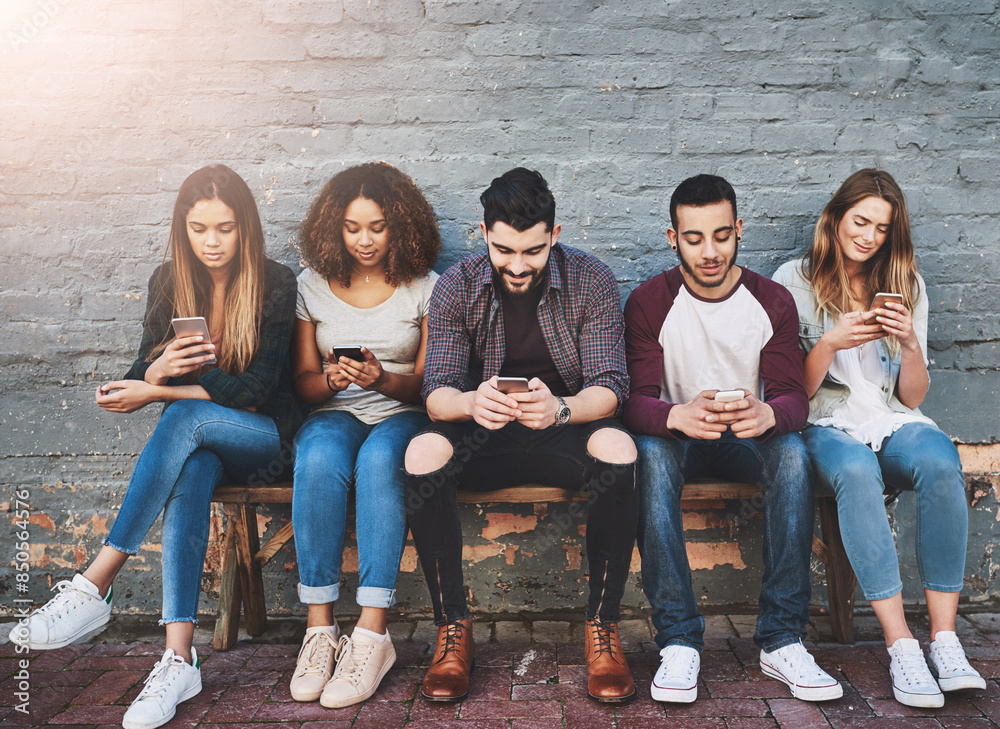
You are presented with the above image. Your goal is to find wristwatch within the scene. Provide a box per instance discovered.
[554,396,571,426]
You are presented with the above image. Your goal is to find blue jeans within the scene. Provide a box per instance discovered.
[292,409,429,608]
[636,431,813,652]
[104,400,286,625]
[802,422,967,601]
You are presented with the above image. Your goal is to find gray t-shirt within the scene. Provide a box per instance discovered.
[296,267,438,425]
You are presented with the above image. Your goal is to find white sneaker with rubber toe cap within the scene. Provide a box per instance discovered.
[888,637,944,708]
[651,644,700,703]
[760,640,843,702]
[122,648,202,729]
[929,631,986,692]
[8,574,112,650]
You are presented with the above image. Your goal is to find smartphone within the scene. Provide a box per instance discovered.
[496,376,531,394]
[865,293,904,324]
[333,345,366,363]
[170,317,216,364]
[714,389,744,403]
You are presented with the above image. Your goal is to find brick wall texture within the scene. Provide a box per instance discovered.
[1,0,998,617]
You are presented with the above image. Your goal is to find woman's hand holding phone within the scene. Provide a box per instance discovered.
[821,311,886,352]
[873,301,918,350]
[147,336,217,384]
[331,346,385,392]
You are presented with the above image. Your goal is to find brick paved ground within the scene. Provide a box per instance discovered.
[2,611,998,728]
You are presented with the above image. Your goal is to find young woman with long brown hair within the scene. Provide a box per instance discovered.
[10,165,303,729]
[774,169,983,708]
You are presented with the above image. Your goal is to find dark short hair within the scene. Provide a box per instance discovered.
[669,174,738,232]
[480,167,555,233]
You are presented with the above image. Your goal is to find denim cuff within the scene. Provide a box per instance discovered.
[357,586,396,609]
[921,581,964,595]
[863,582,903,602]
[101,537,140,556]
[159,617,199,626]
[298,582,340,604]
[759,634,805,653]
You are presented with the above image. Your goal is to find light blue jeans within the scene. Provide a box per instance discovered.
[636,431,813,652]
[802,422,967,601]
[292,409,428,608]
[104,399,286,624]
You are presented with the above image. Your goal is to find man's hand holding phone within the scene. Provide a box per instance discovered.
[509,378,558,430]
[666,389,775,440]
[470,376,524,429]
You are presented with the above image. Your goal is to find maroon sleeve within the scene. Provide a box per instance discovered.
[623,273,682,439]
[746,272,809,438]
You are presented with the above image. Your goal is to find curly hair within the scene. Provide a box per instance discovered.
[299,162,440,287]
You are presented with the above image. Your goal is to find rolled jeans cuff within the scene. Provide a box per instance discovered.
[357,586,396,609]
[864,583,903,603]
[298,582,340,605]
[922,581,964,595]
[159,617,199,626]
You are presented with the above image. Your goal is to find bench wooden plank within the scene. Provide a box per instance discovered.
[211,479,857,650]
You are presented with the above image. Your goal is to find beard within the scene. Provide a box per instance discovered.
[678,247,738,289]
[493,263,547,298]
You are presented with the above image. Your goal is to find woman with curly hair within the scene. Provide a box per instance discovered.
[289,162,440,708]
[774,169,983,708]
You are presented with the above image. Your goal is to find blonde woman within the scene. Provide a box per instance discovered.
[10,165,302,729]
[774,169,983,709]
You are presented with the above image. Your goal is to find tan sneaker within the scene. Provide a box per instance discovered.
[320,630,396,708]
[289,622,340,702]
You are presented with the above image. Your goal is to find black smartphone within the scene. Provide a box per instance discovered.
[333,345,366,363]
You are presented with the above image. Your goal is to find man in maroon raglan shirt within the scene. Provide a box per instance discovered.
[623,175,843,706]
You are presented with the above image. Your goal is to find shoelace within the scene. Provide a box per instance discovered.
[777,643,825,681]
[333,635,374,686]
[296,630,339,677]
[135,655,181,704]
[34,580,90,621]
[893,648,933,687]
[589,620,618,658]
[660,647,697,681]
[437,621,468,661]
[932,642,968,674]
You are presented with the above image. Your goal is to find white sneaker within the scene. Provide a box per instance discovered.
[651,644,699,703]
[760,641,843,702]
[320,629,396,708]
[122,648,202,729]
[929,631,986,692]
[887,637,944,708]
[8,574,112,650]
[289,623,340,702]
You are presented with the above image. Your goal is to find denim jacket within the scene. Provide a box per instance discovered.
[772,259,928,425]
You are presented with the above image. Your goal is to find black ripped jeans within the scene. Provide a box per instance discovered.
[404,418,639,625]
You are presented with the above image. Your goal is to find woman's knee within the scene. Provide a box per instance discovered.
[404,432,453,475]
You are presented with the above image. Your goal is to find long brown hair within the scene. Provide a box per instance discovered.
[148,165,266,376]
[804,168,920,320]
[299,162,440,286]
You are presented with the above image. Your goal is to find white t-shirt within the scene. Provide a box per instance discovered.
[295,267,438,425]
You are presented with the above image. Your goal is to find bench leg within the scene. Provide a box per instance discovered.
[213,506,243,651]
[233,504,268,637]
[818,497,857,644]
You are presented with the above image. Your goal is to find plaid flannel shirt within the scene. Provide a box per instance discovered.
[422,243,629,415]
[125,259,305,445]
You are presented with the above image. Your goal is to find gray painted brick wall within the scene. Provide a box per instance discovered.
[2,0,998,617]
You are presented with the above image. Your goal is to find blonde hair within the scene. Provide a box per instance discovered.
[148,165,265,377]
[804,168,920,321]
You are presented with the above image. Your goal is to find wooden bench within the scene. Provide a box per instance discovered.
[210,481,858,650]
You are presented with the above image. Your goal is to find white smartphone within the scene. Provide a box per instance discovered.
[170,317,216,364]
[865,293,904,324]
[714,389,744,403]
[496,376,531,394]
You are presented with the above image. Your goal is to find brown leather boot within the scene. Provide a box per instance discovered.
[421,618,475,701]
[585,618,635,703]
